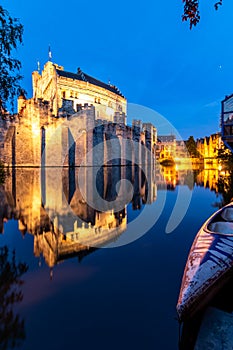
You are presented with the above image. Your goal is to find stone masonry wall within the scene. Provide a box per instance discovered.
[1,98,156,167]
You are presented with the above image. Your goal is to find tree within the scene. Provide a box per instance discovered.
[217,143,233,167]
[0,246,28,349]
[0,6,23,115]
[185,136,200,158]
[182,0,223,29]
[217,168,233,207]
[0,162,5,184]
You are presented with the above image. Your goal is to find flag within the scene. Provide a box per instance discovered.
[48,45,52,61]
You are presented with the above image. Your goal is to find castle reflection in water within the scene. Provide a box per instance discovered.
[0,164,224,268]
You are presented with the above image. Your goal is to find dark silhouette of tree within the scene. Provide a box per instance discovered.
[0,163,5,185]
[0,6,23,115]
[185,136,200,158]
[217,143,233,166]
[182,0,223,29]
[217,171,233,207]
[0,246,28,350]
[216,143,233,207]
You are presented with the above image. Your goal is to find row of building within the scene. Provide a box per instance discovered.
[0,60,226,167]
[155,133,224,165]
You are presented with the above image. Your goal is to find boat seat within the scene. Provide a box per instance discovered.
[208,221,233,235]
[221,207,233,222]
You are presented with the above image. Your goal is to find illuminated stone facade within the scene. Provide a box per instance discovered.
[0,61,157,167]
[196,133,222,165]
[30,61,126,122]
[156,135,188,163]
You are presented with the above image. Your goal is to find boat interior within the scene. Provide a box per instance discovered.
[205,206,233,236]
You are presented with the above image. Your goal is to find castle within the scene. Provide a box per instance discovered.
[0,61,157,167]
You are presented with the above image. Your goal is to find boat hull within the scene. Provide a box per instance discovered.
[177,203,233,321]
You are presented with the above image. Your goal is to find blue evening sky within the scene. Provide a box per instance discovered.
[2,0,233,139]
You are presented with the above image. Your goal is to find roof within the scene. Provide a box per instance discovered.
[157,135,176,143]
[222,93,233,103]
[56,68,125,98]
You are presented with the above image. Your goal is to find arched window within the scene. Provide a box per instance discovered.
[62,91,66,99]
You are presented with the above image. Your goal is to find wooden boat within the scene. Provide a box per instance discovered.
[177,202,233,321]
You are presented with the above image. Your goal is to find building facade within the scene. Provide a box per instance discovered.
[29,61,127,122]
[0,61,157,167]
[196,133,222,165]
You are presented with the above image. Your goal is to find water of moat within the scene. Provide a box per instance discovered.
[0,164,232,350]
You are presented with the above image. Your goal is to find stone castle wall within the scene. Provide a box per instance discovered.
[0,61,157,167]
[1,100,157,167]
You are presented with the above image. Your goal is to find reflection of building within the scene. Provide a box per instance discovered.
[155,165,193,190]
[195,168,219,192]
[155,166,177,190]
[0,165,157,267]
[0,61,157,167]
[155,164,222,192]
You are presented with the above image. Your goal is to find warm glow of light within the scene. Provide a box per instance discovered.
[31,122,40,136]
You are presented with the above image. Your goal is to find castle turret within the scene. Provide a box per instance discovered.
[17,92,26,113]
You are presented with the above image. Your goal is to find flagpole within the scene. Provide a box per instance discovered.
[48,45,52,62]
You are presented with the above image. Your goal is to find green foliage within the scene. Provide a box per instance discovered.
[185,136,200,158]
[217,171,233,207]
[182,0,223,29]
[216,144,233,206]
[217,143,233,167]
[0,6,23,114]
[0,246,28,349]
